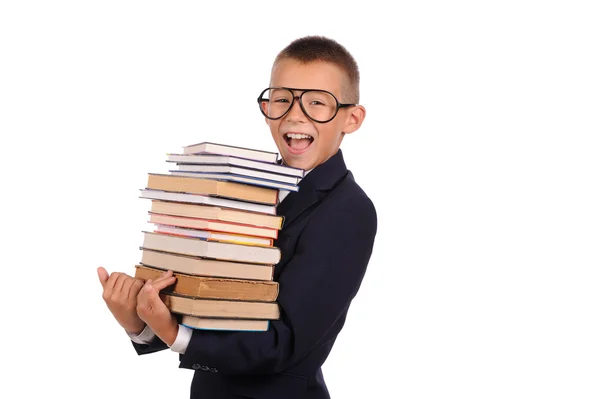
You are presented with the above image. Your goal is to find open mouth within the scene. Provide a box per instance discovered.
[284,133,314,152]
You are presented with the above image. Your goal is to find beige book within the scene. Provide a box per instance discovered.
[141,231,281,265]
[181,315,269,331]
[146,173,278,205]
[149,200,283,229]
[140,249,274,281]
[164,293,280,320]
[140,190,277,215]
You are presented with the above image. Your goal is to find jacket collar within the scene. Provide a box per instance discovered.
[277,149,348,228]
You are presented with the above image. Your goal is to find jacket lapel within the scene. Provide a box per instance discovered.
[277,150,348,229]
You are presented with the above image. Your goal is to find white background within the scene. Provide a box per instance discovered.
[1,1,599,398]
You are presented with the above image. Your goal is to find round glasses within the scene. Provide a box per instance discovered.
[257,87,356,123]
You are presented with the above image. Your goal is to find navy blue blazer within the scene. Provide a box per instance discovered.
[133,149,378,399]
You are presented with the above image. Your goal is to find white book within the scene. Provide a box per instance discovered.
[174,164,301,185]
[182,142,278,163]
[167,153,305,178]
[139,189,277,215]
[169,171,299,192]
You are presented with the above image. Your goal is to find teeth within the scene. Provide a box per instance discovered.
[286,133,312,140]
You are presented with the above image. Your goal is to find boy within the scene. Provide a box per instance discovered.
[98,35,377,399]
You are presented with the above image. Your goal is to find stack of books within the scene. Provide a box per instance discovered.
[134,142,304,331]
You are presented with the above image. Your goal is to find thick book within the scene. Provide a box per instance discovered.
[167,153,304,178]
[148,212,279,239]
[148,200,283,229]
[141,231,281,265]
[140,190,277,215]
[172,164,301,185]
[164,293,280,319]
[169,171,299,192]
[182,142,278,163]
[152,224,274,247]
[134,265,279,302]
[146,173,278,205]
[181,315,269,332]
[140,249,274,281]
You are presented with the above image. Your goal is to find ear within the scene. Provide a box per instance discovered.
[342,105,366,135]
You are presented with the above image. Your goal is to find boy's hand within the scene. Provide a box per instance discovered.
[136,270,179,346]
[97,266,146,335]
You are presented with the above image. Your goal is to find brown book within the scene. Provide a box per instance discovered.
[146,173,278,205]
[180,315,269,331]
[148,212,279,239]
[140,249,274,281]
[141,231,281,265]
[149,200,283,229]
[164,293,280,320]
[135,265,279,301]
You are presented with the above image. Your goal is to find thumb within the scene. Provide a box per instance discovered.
[97,266,109,287]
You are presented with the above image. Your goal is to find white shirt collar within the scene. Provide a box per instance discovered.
[278,168,313,203]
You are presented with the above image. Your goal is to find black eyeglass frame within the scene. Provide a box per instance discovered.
[257,86,356,124]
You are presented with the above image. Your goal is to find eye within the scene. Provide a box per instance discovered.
[274,98,290,103]
[303,91,333,107]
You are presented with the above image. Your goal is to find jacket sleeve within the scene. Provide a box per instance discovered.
[177,195,378,375]
[131,335,169,355]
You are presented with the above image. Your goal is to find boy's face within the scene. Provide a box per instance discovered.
[264,59,365,171]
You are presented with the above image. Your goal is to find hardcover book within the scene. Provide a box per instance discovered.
[182,142,279,163]
[135,265,279,301]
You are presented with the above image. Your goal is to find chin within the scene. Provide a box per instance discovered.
[282,154,313,171]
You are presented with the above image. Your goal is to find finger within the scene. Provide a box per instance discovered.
[105,272,122,293]
[137,280,156,307]
[141,279,155,296]
[137,283,170,320]
[151,270,174,284]
[150,275,177,292]
[121,277,135,298]
[97,267,109,287]
[113,273,129,297]
[102,272,121,300]
[128,278,145,301]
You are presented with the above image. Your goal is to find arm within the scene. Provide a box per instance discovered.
[178,195,377,375]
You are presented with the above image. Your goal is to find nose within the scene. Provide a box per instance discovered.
[286,96,307,122]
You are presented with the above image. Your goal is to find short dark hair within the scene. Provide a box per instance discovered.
[274,36,360,103]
